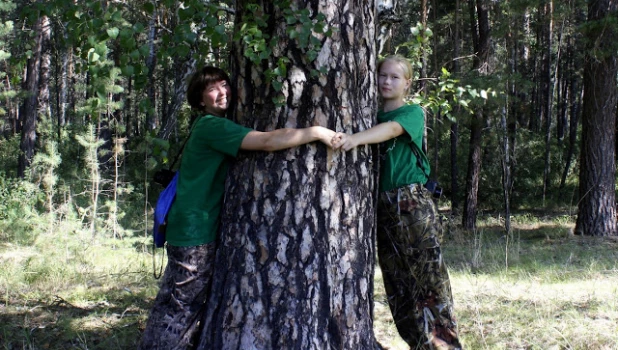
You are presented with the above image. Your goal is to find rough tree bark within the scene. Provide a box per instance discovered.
[575,0,617,236]
[541,0,553,204]
[144,8,158,132]
[18,15,50,178]
[462,0,490,231]
[450,0,461,212]
[156,55,196,140]
[198,1,379,349]
[559,35,581,196]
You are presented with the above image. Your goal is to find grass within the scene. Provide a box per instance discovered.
[1,214,618,349]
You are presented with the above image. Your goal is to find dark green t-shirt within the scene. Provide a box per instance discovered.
[378,103,430,192]
[165,114,252,246]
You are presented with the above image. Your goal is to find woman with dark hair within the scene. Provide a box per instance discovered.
[139,66,336,349]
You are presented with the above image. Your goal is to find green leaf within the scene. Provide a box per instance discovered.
[272,80,283,91]
[122,65,135,76]
[88,50,100,63]
[286,15,297,25]
[139,43,150,56]
[112,10,123,22]
[175,45,190,57]
[106,27,119,39]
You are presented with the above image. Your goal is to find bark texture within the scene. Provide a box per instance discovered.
[198,1,379,349]
[462,0,490,231]
[575,0,617,236]
[18,15,50,178]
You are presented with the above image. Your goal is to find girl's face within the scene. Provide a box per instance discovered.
[201,80,231,116]
[378,60,411,101]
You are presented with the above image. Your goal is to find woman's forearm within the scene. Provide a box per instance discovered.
[241,126,333,152]
[350,121,405,146]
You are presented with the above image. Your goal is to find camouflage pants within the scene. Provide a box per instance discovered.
[139,243,216,350]
[378,184,462,350]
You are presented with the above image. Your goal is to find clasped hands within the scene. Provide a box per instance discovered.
[331,132,357,151]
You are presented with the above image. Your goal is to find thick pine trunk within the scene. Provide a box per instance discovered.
[198,1,379,348]
[575,0,617,236]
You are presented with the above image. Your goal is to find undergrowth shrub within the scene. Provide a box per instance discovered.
[0,174,45,244]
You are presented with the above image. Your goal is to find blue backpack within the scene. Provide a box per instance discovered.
[151,118,197,278]
[151,171,178,279]
[153,171,179,248]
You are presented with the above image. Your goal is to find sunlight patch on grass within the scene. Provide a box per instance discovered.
[451,272,618,349]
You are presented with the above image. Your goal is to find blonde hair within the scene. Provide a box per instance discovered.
[378,54,414,81]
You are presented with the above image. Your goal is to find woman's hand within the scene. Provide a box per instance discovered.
[332,132,359,151]
[312,126,337,148]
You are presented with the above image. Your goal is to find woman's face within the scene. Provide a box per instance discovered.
[201,80,231,116]
[378,60,411,101]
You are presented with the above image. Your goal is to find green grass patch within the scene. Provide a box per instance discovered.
[1,213,617,349]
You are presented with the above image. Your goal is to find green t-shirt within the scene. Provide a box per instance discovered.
[378,104,430,192]
[165,114,252,247]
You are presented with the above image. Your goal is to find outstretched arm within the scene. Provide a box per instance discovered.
[332,121,404,151]
[240,126,335,152]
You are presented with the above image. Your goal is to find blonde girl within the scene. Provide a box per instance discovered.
[333,55,462,349]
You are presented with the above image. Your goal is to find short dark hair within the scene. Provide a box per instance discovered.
[186,66,231,113]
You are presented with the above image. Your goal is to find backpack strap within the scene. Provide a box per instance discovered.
[408,141,430,180]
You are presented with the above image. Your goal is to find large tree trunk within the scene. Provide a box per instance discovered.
[198,1,379,348]
[575,0,617,236]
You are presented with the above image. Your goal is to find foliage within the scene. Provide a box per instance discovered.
[0,0,15,119]
[0,174,45,244]
[234,2,333,105]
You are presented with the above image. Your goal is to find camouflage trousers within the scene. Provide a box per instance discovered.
[139,243,216,350]
[377,184,462,350]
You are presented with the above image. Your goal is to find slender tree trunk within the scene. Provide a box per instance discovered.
[2,62,17,138]
[462,0,490,231]
[501,104,511,236]
[541,0,554,205]
[419,0,428,95]
[450,0,461,212]
[157,55,196,140]
[559,10,584,196]
[66,46,76,124]
[145,9,157,131]
[575,0,617,236]
[38,16,51,126]
[199,1,379,348]
[18,15,49,178]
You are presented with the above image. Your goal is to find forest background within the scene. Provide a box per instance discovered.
[0,0,617,349]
